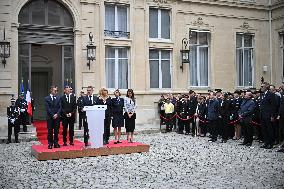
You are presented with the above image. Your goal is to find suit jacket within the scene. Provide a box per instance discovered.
[238,98,255,123]
[188,96,198,115]
[207,99,220,121]
[278,92,284,118]
[98,96,112,117]
[61,94,77,119]
[44,95,61,120]
[219,99,233,121]
[111,97,124,114]
[259,90,277,118]
[83,94,99,106]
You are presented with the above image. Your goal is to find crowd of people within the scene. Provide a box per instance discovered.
[158,82,284,153]
[7,85,137,149]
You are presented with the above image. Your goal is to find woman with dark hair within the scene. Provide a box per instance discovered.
[124,89,137,143]
[111,89,124,144]
[98,87,112,145]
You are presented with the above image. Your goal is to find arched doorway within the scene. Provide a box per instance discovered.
[18,0,75,120]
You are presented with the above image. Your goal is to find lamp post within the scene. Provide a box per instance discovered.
[0,28,11,68]
[86,32,96,70]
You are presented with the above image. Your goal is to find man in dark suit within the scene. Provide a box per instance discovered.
[259,82,277,149]
[61,86,77,146]
[44,86,61,149]
[187,90,197,136]
[277,84,284,153]
[83,86,98,147]
[238,91,255,146]
[77,90,85,130]
[207,92,220,142]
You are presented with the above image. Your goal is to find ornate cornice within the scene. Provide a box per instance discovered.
[236,21,256,33]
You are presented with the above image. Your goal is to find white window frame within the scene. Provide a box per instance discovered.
[236,33,254,87]
[105,47,130,89]
[149,49,172,89]
[189,31,210,88]
[104,4,129,38]
[149,8,171,41]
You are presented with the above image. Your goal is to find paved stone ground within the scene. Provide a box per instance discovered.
[0,133,283,189]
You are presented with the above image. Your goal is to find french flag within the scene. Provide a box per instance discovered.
[26,87,32,117]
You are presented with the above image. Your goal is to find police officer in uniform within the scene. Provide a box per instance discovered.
[177,94,189,134]
[77,90,85,130]
[7,97,20,144]
[83,86,98,147]
[16,93,28,132]
[232,90,243,140]
[187,90,198,136]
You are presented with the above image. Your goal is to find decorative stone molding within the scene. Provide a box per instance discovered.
[191,17,209,27]
[237,21,255,33]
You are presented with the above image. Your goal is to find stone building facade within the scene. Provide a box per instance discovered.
[0,0,283,124]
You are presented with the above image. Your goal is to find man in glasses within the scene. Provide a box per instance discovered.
[44,86,61,149]
[83,86,98,147]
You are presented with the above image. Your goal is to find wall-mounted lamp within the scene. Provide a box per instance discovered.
[0,28,11,68]
[86,32,96,70]
[180,29,193,71]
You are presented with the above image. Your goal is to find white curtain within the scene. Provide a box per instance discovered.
[149,50,159,88]
[161,9,170,39]
[118,48,128,89]
[105,5,115,31]
[117,6,127,32]
[199,47,208,86]
[237,49,243,86]
[190,46,197,86]
[105,48,115,88]
[244,49,252,86]
[149,9,158,38]
[161,59,171,88]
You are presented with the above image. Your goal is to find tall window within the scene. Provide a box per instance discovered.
[236,33,254,87]
[189,31,209,87]
[105,47,129,89]
[149,8,170,40]
[149,49,171,88]
[105,4,129,38]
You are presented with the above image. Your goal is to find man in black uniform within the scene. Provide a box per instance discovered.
[187,90,197,136]
[232,90,243,140]
[215,89,223,137]
[7,97,20,144]
[252,90,262,141]
[61,86,77,146]
[277,83,284,153]
[77,90,85,130]
[176,94,189,134]
[16,93,28,132]
[83,86,98,147]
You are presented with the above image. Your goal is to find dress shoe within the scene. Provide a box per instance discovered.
[54,144,60,148]
[245,143,252,146]
[239,142,247,146]
[185,133,190,135]
[276,148,284,153]
[63,143,67,146]
[85,143,89,147]
[70,142,74,146]
[265,145,273,149]
[221,140,227,143]
[114,141,118,144]
[15,140,20,143]
[260,144,268,148]
[48,145,53,149]
[208,139,216,142]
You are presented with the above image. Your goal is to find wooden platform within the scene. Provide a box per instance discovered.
[31,140,150,161]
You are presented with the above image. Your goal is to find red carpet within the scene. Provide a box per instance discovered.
[33,120,72,145]
[32,121,150,160]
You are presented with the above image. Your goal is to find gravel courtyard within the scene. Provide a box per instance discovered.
[0,132,283,189]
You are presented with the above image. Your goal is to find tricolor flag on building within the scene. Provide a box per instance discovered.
[26,81,32,117]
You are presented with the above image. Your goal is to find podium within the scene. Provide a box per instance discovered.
[83,105,107,148]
